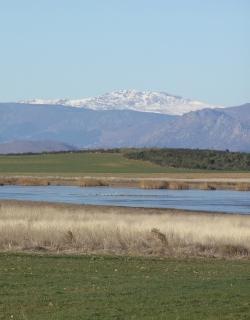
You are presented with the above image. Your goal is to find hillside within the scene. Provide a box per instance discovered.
[0,101,249,152]
[0,140,76,154]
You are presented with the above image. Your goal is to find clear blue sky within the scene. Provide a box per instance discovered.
[0,0,249,105]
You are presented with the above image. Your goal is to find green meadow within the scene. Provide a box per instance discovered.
[1,149,250,177]
[1,253,250,320]
[0,152,194,175]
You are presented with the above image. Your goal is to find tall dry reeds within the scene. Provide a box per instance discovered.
[139,180,190,189]
[1,175,250,191]
[0,202,249,258]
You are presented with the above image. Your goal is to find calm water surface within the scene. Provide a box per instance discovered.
[0,185,250,214]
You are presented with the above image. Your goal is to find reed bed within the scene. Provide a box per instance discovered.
[0,176,109,187]
[1,175,250,190]
[139,179,250,190]
[0,202,249,258]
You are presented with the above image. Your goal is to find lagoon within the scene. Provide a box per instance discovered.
[0,185,250,214]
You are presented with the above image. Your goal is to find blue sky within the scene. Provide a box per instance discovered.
[0,0,249,105]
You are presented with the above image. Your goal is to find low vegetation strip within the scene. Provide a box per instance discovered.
[125,148,250,170]
[0,201,249,258]
[1,253,250,319]
[1,175,250,190]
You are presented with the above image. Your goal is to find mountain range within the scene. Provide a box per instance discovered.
[20,89,222,116]
[0,90,249,153]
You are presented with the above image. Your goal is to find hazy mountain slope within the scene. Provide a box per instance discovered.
[0,102,249,152]
[222,103,250,127]
[141,108,250,151]
[20,89,222,116]
[0,103,174,148]
[0,140,77,154]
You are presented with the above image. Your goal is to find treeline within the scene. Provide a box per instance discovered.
[124,148,250,170]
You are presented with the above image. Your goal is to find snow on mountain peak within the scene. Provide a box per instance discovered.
[19,90,223,116]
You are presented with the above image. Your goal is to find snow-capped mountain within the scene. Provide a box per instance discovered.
[19,90,223,116]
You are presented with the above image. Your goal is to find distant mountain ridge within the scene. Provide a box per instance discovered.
[0,140,77,154]
[19,89,223,116]
[0,100,249,153]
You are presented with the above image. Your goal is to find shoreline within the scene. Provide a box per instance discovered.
[0,199,245,217]
[1,175,250,190]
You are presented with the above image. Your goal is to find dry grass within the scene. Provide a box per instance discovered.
[0,202,249,258]
[0,176,109,187]
[140,180,190,190]
[1,175,250,190]
[78,178,108,187]
[234,183,250,191]
[139,179,250,191]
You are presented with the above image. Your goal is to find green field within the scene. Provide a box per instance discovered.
[1,254,249,320]
[0,152,195,175]
[1,150,250,177]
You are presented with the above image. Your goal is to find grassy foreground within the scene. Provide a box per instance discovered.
[1,253,250,319]
[1,201,250,258]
